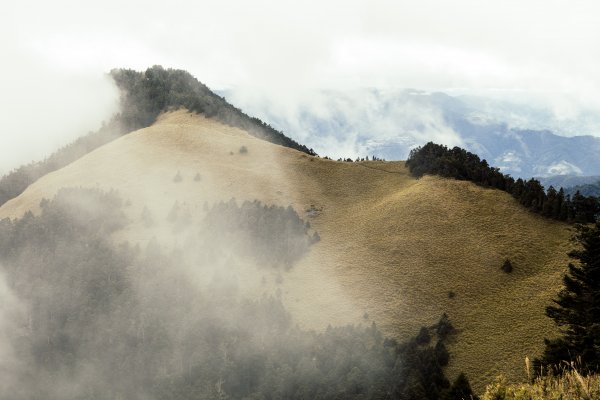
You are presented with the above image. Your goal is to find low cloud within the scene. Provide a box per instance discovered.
[0,55,119,174]
[0,270,27,398]
[224,88,463,159]
[3,0,600,173]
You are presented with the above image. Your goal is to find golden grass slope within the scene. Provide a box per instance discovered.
[0,109,573,392]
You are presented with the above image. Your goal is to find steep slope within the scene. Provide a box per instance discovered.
[0,109,572,391]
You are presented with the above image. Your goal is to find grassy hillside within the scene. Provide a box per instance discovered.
[0,66,314,208]
[0,109,573,392]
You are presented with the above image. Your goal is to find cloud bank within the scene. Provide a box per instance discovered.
[2,0,600,172]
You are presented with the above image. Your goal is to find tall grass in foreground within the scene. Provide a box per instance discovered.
[482,365,600,399]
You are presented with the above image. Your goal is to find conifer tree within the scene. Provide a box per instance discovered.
[445,373,478,400]
[538,222,600,372]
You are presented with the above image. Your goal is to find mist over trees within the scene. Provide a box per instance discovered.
[203,199,317,269]
[0,121,124,208]
[0,188,473,399]
[406,142,600,223]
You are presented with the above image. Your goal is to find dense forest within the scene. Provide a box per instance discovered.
[0,66,315,208]
[406,142,600,223]
[0,188,474,399]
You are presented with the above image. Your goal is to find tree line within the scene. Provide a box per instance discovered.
[110,66,316,155]
[405,142,600,223]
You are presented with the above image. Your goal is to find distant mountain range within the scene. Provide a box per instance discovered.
[537,175,600,197]
[537,175,600,190]
[221,89,600,179]
[565,182,600,197]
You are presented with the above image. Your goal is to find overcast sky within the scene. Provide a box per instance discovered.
[2,0,600,173]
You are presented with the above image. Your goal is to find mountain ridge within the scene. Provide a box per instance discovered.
[0,66,313,209]
[0,109,572,391]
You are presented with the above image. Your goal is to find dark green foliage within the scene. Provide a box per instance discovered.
[571,191,600,223]
[537,222,600,373]
[335,155,385,162]
[154,318,455,400]
[384,314,463,400]
[111,66,316,156]
[502,259,513,274]
[239,145,248,154]
[416,326,431,345]
[203,199,316,269]
[391,336,450,400]
[437,313,455,341]
[445,373,478,400]
[405,142,507,189]
[435,341,450,367]
[405,142,600,223]
[0,190,473,399]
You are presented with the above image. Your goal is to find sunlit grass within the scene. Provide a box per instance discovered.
[482,366,600,400]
